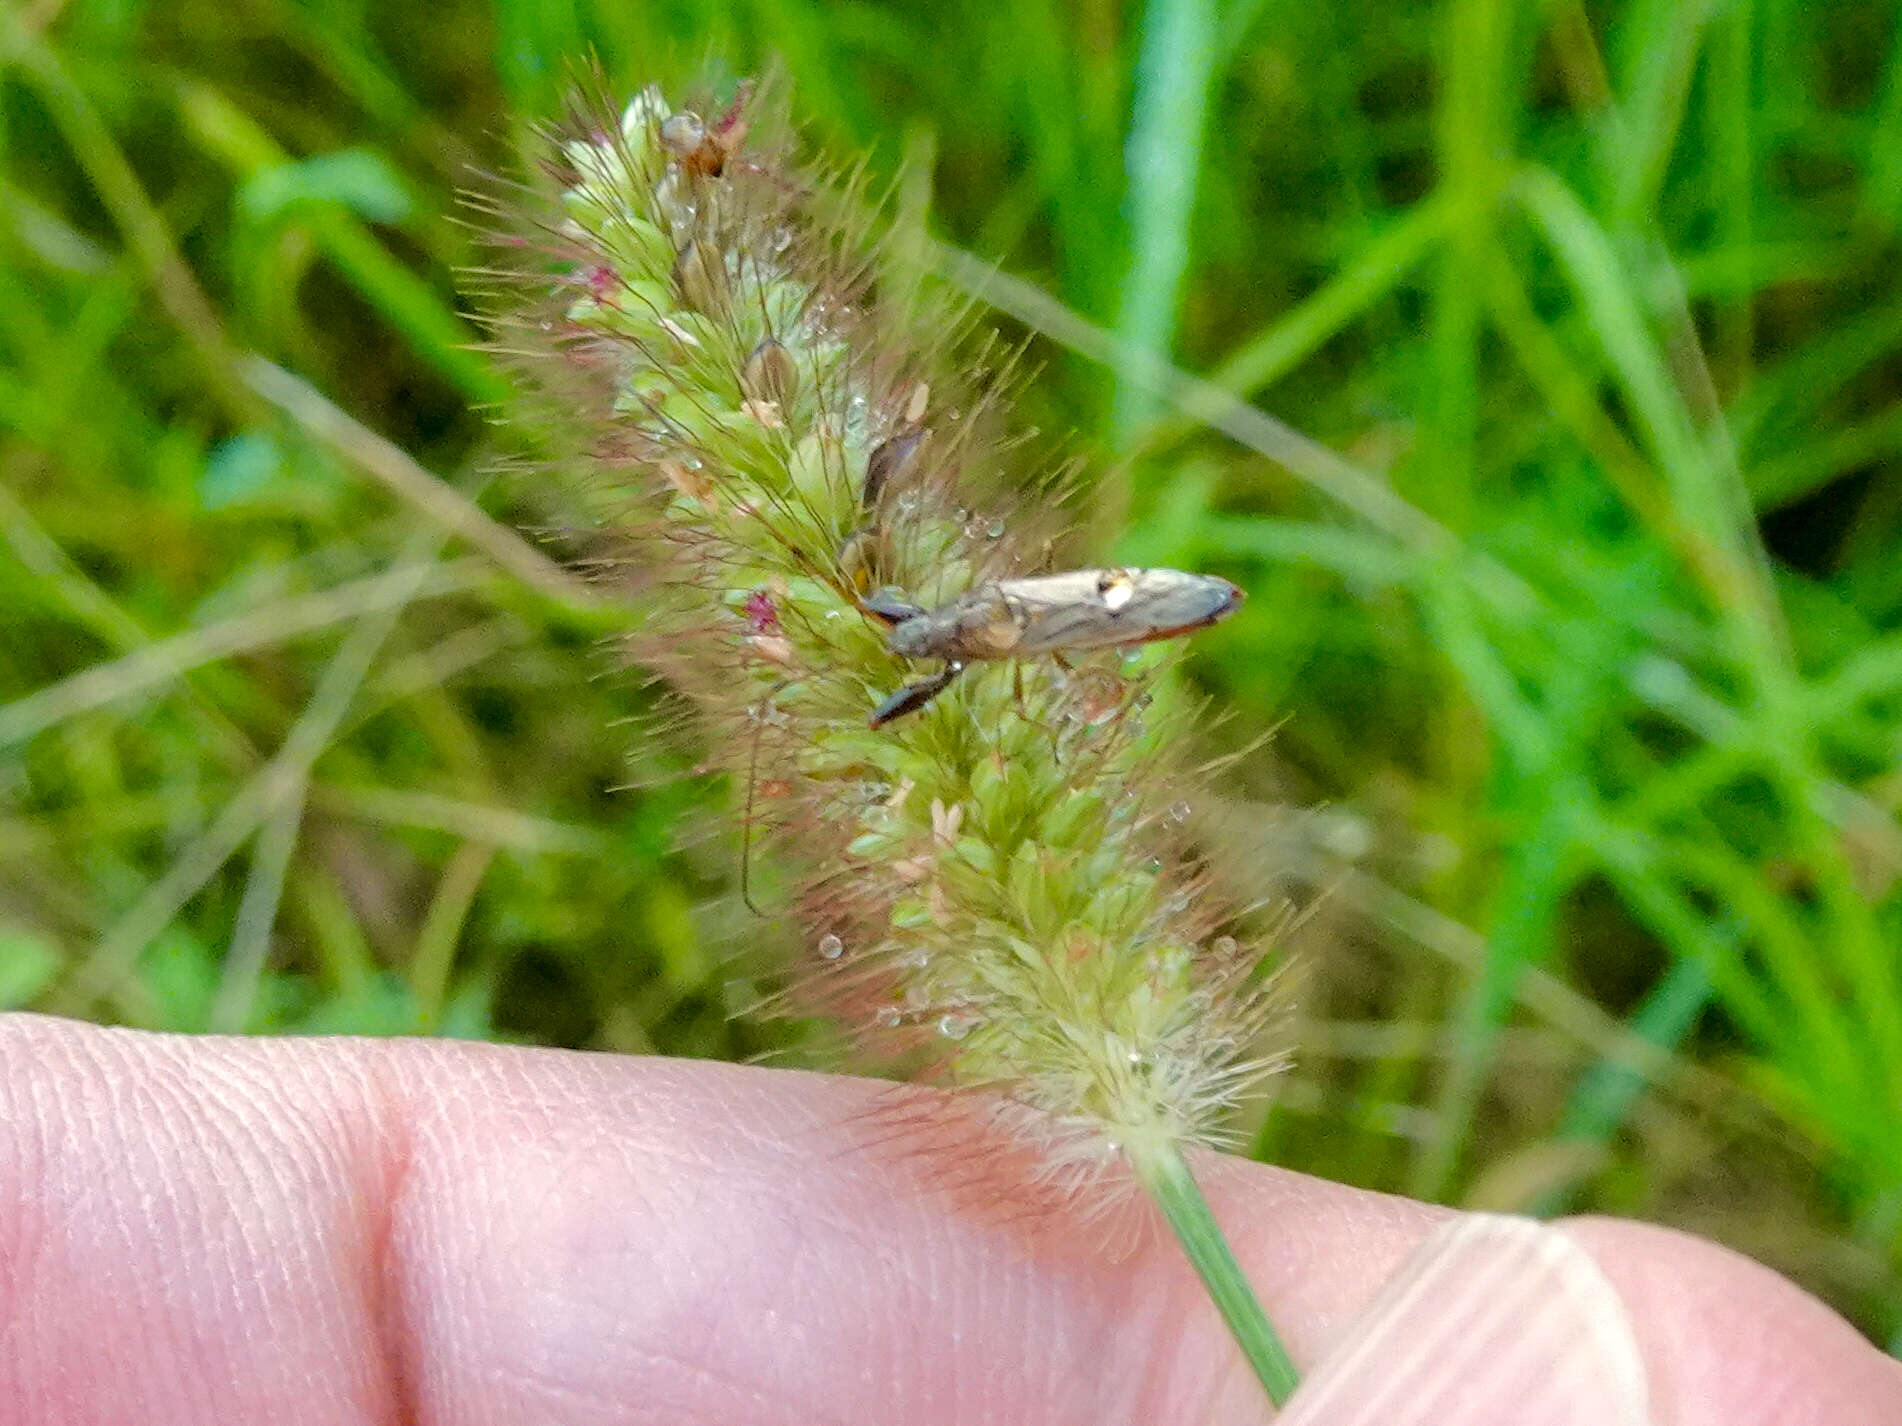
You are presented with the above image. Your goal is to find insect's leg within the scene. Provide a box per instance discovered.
[1009,657,1071,734]
[1040,653,1079,729]
[741,678,794,917]
[869,663,962,728]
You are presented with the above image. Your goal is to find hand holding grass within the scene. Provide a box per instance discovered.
[3,1017,1895,1425]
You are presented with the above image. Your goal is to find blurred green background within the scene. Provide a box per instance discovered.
[3,0,1901,1350]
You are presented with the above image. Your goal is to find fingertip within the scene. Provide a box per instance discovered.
[1558,1216,1902,1426]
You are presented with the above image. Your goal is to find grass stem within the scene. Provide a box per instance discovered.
[1138,1140,1300,1407]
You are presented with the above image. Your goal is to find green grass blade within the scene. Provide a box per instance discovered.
[1112,0,1219,443]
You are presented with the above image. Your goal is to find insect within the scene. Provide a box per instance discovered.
[863,567,1244,726]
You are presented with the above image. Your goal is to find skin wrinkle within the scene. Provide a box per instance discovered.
[912,1205,997,1424]
[79,1044,199,1401]
[449,1170,833,1426]
[0,1036,53,1412]
[1074,1275,1188,1423]
[37,1034,210,1419]
[889,1207,1026,1424]
[29,1028,392,1423]
[1,1017,1899,1426]
[388,1049,739,1423]
[492,1339,769,1426]
[190,1037,337,1414]
[355,1038,556,1424]
[678,1205,820,1415]
[149,1051,303,1331]
[701,1127,957,1424]
[838,1107,1121,1422]
[619,1340,807,1426]
[357,1048,422,1426]
[142,1036,377,1417]
[394,1049,507,1424]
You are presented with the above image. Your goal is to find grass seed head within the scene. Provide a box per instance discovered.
[483,74,1289,1192]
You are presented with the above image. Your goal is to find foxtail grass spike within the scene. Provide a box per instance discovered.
[479,73,1297,1402]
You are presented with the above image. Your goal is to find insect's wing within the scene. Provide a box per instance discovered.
[999,569,1242,653]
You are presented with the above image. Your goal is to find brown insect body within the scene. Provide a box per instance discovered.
[868,567,1243,727]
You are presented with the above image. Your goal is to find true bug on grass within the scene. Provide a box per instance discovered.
[864,567,1244,727]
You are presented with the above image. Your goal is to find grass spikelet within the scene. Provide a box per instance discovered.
[478,71,1298,1402]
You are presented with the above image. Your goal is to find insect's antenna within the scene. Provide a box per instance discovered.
[740,678,791,918]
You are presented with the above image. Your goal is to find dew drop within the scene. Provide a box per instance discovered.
[818,933,844,960]
[1213,935,1238,956]
[875,1005,902,1028]
[937,1013,974,1040]
[985,517,1006,539]
[1168,800,1192,824]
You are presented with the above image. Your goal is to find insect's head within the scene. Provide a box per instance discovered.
[887,618,936,659]
[861,588,930,651]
